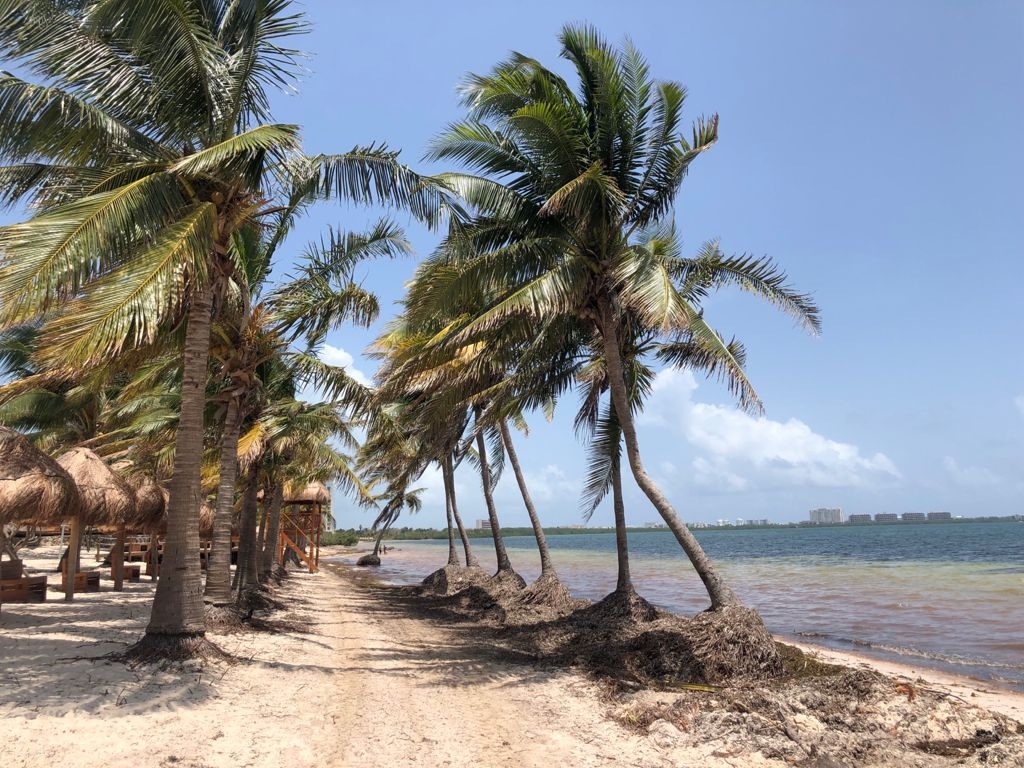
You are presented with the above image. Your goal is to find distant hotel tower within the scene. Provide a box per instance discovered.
[875,513,899,522]
[848,514,872,524]
[809,507,845,524]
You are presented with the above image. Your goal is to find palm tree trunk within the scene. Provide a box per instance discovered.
[260,482,284,580]
[372,525,388,557]
[599,303,739,610]
[204,396,242,606]
[146,533,158,581]
[498,420,555,576]
[112,523,126,591]
[442,463,459,567]
[473,408,513,573]
[234,462,260,595]
[255,488,268,559]
[147,281,215,637]
[443,454,479,567]
[63,515,80,602]
[610,448,633,593]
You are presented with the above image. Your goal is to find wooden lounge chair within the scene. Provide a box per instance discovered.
[110,562,142,582]
[58,551,101,593]
[0,573,47,604]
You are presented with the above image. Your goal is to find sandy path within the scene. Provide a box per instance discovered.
[295,563,668,767]
[2,555,669,768]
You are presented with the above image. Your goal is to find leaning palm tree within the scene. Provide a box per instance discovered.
[357,486,423,567]
[424,26,819,611]
[0,1,448,656]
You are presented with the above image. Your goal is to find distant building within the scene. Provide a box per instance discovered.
[927,512,952,521]
[746,519,770,527]
[643,522,667,528]
[848,514,872,524]
[809,507,844,524]
[476,519,492,530]
[875,513,899,523]
[902,512,926,522]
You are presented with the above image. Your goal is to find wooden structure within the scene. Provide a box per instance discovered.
[0,427,80,608]
[278,483,329,573]
[56,448,136,599]
[0,558,46,610]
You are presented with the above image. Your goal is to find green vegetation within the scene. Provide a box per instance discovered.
[322,530,360,547]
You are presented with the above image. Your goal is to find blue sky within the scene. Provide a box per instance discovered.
[6,2,1019,529]
[266,1,1024,529]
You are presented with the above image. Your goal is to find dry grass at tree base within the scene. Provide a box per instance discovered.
[612,659,1023,767]
[414,569,784,686]
[420,563,491,594]
[406,573,1024,766]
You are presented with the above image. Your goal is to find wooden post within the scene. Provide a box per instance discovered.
[113,524,126,591]
[65,516,80,602]
[314,504,322,569]
[146,533,158,579]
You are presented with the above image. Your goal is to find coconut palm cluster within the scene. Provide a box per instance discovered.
[0,3,817,672]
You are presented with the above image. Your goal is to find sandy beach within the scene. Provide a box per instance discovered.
[2,545,1022,768]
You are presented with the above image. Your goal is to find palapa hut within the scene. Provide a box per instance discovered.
[0,426,81,534]
[127,479,166,580]
[0,428,81,604]
[131,481,166,533]
[56,447,137,597]
[280,482,330,573]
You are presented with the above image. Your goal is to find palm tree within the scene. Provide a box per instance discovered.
[424,25,820,610]
[202,217,410,609]
[0,1,448,654]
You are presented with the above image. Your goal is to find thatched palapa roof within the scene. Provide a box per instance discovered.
[284,482,331,505]
[0,426,81,526]
[131,480,166,533]
[199,502,215,537]
[156,500,219,538]
[56,447,137,527]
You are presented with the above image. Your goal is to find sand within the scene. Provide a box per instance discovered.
[2,544,1022,768]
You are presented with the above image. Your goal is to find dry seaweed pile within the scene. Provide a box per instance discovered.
[496,600,783,686]
[410,575,1023,766]
[612,653,1024,767]
[418,575,783,686]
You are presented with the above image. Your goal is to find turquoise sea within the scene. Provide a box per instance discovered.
[328,522,1024,692]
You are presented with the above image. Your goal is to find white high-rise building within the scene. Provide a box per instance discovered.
[809,507,844,524]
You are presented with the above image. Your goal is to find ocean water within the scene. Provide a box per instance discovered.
[327,522,1024,692]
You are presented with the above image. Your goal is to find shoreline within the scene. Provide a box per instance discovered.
[781,638,1024,723]
[328,535,1024,698]
[320,544,1024,722]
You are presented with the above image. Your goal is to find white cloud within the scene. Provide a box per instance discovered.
[641,369,901,491]
[691,456,749,491]
[942,457,1001,487]
[297,344,374,403]
[319,344,374,387]
[517,463,578,503]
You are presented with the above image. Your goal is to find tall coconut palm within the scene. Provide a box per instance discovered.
[202,218,410,609]
[424,25,820,610]
[0,0,448,654]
